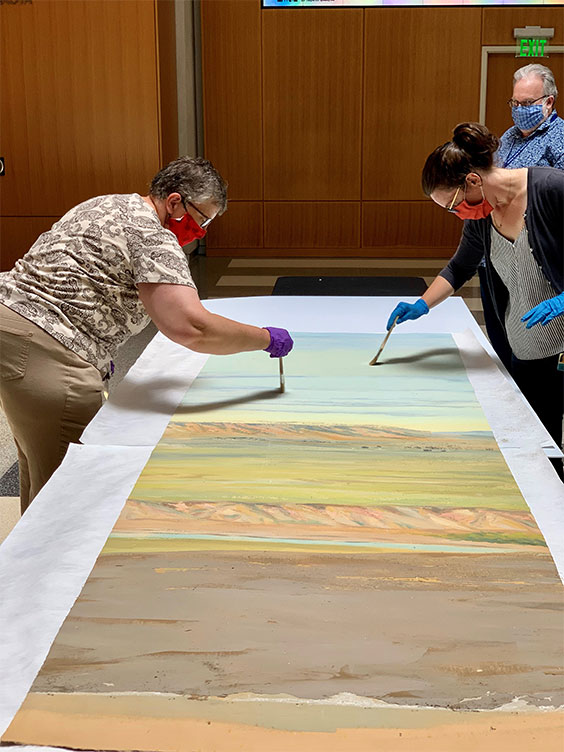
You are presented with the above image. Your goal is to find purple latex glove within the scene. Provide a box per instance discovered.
[263,327,294,358]
[521,292,564,329]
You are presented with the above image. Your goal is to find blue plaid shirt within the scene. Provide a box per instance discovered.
[496,111,564,169]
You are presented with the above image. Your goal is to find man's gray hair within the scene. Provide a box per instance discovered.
[513,64,558,101]
[150,156,228,214]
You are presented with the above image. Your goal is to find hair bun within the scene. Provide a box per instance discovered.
[452,122,499,165]
[421,121,499,196]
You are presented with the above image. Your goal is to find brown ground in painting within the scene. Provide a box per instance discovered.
[24,550,564,709]
[5,692,564,752]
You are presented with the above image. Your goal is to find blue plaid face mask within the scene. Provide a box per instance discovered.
[512,103,545,132]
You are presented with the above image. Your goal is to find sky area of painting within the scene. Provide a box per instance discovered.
[170,333,490,433]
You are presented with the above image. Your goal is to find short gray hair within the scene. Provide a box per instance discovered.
[513,64,558,101]
[150,156,228,214]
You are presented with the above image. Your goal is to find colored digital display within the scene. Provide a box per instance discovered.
[263,1,561,7]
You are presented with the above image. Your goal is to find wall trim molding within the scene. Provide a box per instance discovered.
[207,248,453,259]
[175,0,199,158]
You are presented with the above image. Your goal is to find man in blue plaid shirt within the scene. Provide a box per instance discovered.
[497,63,564,169]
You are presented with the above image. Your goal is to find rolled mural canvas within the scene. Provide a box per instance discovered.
[4,333,563,751]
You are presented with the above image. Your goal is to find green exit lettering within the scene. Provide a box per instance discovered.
[519,39,547,57]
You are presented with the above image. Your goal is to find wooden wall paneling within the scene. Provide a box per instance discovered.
[1,217,58,272]
[482,8,563,46]
[156,0,179,166]
[205,202,263,249]
[200,0,262,200]
[363,9,482,202]
[264,203,360,248]
[262,9,363,201]
[362,202,461,257]
[485,52,564,141]
[0,1,161,217]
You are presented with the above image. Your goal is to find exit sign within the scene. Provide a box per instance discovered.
[518,39,548,58]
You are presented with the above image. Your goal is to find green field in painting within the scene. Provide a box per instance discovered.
[130,425,525,511]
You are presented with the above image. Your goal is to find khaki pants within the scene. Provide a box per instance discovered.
[0,304,103,514]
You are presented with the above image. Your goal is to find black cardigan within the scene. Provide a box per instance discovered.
[439,167,564,327]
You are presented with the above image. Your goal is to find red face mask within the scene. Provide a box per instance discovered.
[453,187,494,221]
[168,212,206,246]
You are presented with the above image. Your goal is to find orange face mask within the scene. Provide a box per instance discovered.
[453,187,494,221]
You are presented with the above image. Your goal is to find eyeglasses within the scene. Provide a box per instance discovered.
[182,199,214,228]
[507,95,548,109]
[446,185,463,213]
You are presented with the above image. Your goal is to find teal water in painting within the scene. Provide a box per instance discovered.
[110,531,523,554]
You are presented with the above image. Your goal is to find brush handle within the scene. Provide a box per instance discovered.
[279,357,285,392]
[369,318,397,365]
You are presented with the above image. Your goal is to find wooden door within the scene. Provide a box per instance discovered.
[485,53,564,142]
[362,8,482,255]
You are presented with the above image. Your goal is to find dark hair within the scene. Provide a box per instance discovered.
[150,156,228,214]
[421,123,499,196]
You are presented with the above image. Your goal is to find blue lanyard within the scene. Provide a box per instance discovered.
[503,140,529,167]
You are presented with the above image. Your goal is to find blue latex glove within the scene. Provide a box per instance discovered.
[521,292,564,329]
[386,299,429,330]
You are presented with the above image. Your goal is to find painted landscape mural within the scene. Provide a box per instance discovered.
[4,333,563,751]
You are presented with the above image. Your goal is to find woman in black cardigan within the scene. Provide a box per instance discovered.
[387,122,564,479]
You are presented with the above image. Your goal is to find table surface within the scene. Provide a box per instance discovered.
[1,295,563,750]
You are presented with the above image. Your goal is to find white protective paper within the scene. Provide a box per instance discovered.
[0,444,153,741]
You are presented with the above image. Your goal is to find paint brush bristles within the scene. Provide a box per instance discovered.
[279,357,285,392]
[369,317,398,366]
